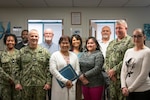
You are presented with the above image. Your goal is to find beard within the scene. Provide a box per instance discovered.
[23,38,28,43]
[102,35,109,39]
[45,37,52,41]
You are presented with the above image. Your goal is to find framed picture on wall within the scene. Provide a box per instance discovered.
[71,12,81,25]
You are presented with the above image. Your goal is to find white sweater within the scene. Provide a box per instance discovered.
[121,47,150,92]
[50,51,80,100]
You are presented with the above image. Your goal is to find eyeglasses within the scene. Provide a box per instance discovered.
[132,35,143,38]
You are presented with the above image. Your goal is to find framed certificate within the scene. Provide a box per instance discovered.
[71,12,81,25]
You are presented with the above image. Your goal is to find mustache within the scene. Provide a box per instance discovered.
[45,37,52,40]
[102,35,109,38]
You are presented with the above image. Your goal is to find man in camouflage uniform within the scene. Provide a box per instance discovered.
[20,29,51,100]
[104,20,134,100]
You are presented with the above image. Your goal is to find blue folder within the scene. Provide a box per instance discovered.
[57,64,78,88]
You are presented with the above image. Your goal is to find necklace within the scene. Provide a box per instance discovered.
[61,51,70,64]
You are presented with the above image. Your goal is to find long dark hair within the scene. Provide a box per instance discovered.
[85,36,101,51]
[133,28,146,45]
[70,34,83,52]
[142,30,146,45]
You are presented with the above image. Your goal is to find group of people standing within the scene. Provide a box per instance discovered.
[0,19,150,100]
[103,20,150,100]
[0,29,51,100]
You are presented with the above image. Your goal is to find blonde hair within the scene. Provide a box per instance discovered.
[116,19,128,28]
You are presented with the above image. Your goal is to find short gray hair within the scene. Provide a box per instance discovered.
[116,19,128,28]
[29,29,39,35]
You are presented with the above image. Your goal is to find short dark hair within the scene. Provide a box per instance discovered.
[3,33,18,45]
[58,35,71,44]
[21,30,28,35]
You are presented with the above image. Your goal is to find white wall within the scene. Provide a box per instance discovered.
[0,7,150,47]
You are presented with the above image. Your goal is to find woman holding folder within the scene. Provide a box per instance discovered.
[50,35,80,100]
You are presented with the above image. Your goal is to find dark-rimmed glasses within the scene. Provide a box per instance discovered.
[132,35,143,39]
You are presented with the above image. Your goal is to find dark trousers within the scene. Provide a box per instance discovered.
[48,89,51,100]
[126,90,150,100]
[103,87,110,100]
[76,80,82,100]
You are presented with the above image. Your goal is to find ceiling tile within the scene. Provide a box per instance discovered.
[125,0,150,7]
[18,0,47,7]
[0,0,150,8]
[45,0,72,7]
[0,0,21,7]
[73,0,100,7]
[99,0,129,7]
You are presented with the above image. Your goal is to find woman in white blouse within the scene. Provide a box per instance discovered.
[121,28,150,100]
[50,35,80,100]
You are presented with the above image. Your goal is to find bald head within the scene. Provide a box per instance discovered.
[101,26,111,42]
[44,28,54,44]
[44,29,53,34]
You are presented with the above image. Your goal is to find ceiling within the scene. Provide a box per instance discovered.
[0,0,150,8]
